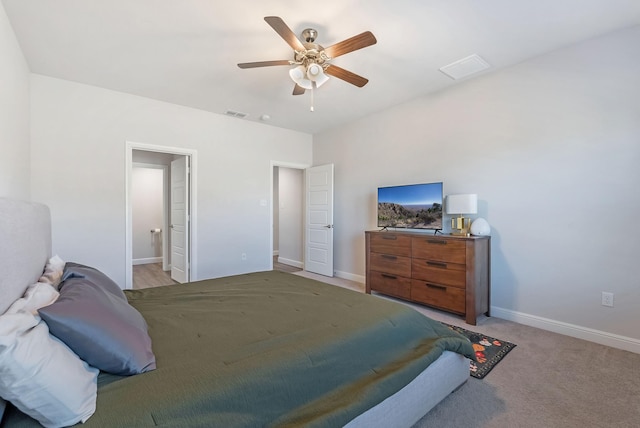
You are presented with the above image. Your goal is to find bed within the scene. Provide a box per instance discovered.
[0,197,474,427]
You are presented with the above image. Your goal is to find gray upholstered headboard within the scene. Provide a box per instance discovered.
[0,198,52,314]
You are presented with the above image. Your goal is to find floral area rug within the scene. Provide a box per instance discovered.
[442,323,516,379]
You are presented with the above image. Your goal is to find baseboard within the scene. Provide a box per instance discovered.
[334,270,365,285]
[133,257,162,266]
[277,257,302,269]
[491,306,640,354]
[273,250,279,257]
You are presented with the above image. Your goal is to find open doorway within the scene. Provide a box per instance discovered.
[125,142,198,289]
[270,162,335,277]
[273,165,304,273]
[131,162,171,288]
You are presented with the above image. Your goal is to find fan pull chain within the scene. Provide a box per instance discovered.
[310,83,315,112]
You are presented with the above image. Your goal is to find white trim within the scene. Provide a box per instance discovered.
[269,160,311,271]
[335,270,366,285]
[125,141,198,290]
[277,257,303,269]
[491,306,640,354]
[133,257,162,265]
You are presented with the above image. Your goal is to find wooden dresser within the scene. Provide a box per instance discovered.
[365,230,490,325]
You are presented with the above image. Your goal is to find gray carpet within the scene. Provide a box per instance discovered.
[292,271,640,427]
[408,307,640,428]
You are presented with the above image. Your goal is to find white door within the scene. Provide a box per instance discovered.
[305,164,334,276]
[170,156,189,283]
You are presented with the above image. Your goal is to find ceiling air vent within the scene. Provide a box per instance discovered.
[440,54,490,80]
[225,110,248,119]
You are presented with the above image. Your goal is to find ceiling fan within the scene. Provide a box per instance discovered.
[237,16,377,98]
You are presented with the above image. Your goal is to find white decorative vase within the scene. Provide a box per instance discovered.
[470,218,490,236]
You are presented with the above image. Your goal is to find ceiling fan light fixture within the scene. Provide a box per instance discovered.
[289,65,313,89]
[238,17,377,98]
[306,63,329,87]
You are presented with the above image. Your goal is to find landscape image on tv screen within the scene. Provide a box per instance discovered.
[377,182,443,230]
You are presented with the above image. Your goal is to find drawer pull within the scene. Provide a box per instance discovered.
[425,239,447,245]
[381,235,398,240]
[426,261,447,268]
[426,283,446,291]
[381,273,397,280]
[381,254,398,260]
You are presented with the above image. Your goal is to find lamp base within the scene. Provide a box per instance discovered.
[451,217,471,236]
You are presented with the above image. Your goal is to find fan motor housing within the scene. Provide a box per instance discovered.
[301,28,317,43]
[295,43,328,66]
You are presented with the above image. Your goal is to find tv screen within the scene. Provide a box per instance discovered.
[377,182,443,230]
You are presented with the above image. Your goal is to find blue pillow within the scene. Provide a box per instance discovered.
[38,275,156,376]
[62,262,125,299]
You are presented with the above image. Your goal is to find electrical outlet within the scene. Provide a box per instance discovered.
[241,253,247,261]
[601,292,614,307]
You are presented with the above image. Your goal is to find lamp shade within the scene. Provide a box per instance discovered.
[445,194,478,215]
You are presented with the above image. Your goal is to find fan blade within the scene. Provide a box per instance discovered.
[264,16,305,51]
[324,65,369,87]
[237,60,291,69]
[292,84,306,95]
[324,31,377,58]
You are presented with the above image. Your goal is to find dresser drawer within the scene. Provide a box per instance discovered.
[370,233,412,257]
[411,280,465,314]
[412,237,466,263]
[412,259,466,288]
[370,253,411,277]
[370,271,411,299]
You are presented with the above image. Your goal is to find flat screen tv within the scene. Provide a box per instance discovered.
[377,182,443,230]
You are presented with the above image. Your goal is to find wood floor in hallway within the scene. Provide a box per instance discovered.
[133,258,301,289]
[273,256,302,273]
[132,263,177,289]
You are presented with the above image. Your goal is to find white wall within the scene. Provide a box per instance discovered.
[277,167,303,267]
[313,26,640,348]
[30,75,312,285]
[132,166,164,262]
[0,2,30,199]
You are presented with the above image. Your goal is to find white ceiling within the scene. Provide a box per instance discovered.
[4,0,640,134]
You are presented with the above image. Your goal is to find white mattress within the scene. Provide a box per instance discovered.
[345,350,470,428]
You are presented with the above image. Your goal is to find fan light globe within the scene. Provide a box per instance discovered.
[289,65,313,89]
[307,64,330,87]
[307,63,321,77]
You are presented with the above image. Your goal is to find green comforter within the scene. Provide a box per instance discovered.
[5,271,474,427]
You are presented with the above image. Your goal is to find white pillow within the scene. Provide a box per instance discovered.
[4,282,59,315]
[0,311,98,428]
[39,255,65,289]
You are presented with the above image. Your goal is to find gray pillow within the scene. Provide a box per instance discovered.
[62,262,125,299]
[38,276,156,376]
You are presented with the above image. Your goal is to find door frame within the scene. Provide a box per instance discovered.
[125,141,198,289]
[269,160,310,271]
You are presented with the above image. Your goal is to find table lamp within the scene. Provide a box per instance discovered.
[446,194,477,236]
